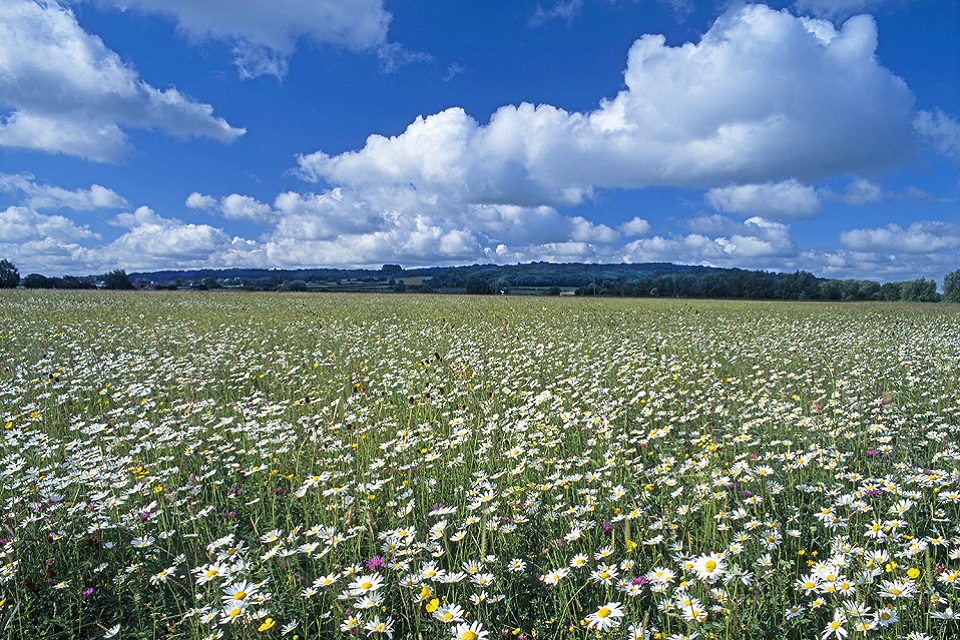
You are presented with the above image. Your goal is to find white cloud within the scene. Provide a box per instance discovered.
[485,241,604,264]
[100,206,260,270]
[92,0,391,79]
[529,0,584,27]
[0,205,101,275]
[261,185,625,265]
[187,191,279,224]
[0,0,244,162]
[914,109,960,161]
[264,216,481,268]
[0,205,100,243]
[840,221,960,253]
[185,192,218,210]
[622,217,798,266]
[618,217,652,237]
[819,178,885,205]
[219,194,274,223]
[0,173,127,210]
[792,0,886,20]
[299,4,918,212]
[705,180,823,221]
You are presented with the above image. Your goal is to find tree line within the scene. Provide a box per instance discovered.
[1,258,959,302]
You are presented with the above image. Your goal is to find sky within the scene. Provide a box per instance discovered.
[0,0,958,282]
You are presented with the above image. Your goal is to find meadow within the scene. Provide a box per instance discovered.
[2,291,959,640]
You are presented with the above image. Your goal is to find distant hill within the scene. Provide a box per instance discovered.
[132,262,757,288]
[121,261,940,302]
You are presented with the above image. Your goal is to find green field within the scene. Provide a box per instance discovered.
[2,291,959,640]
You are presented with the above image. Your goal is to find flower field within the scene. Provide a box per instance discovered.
[2,291,960,640]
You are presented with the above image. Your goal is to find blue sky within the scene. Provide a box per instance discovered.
[1,0,958,282]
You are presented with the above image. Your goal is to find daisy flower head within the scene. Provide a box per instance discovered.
[219,603,248,625]
[822,609,847,639]
[595,545,615,560]
[130,535,154,549]
[570,553,589,569]
[785,604,805,620]
[221,579,258,605]
[340,613,362,632]
[590,564,619,585]
[433,603,466,623]
[646,566,675,584]
[349,573,385,596]
[451,621,489,640]
[541,567,569,585]
[504,558,524,573]
[692,552,726,583]
[795,573,821,594]
[364,615,395,637]
[193,562,229,585]
[585,601,623,631]
[878,578,915,599]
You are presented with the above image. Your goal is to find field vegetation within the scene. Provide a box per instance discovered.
[2,291,959,640]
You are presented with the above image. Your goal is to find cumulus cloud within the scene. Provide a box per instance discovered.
[793,0,886,20]
[91,0,391,78]
[266,192,623,266]
[184,183,625,266]
[299,4,918,211]
[485,241,605,264]
[622,217,798,266]
[705,180,823,221]
[0,173,127,210]
[0,205,100,243]
[0,0,244,162]
[187,192,275,224]
[0,205,104,275]
[619,217,652,237]
[840,220,960,253]
[100,206,261,270]
[914,109,960,161]
[819,178,885,205]
[265,216,481,267]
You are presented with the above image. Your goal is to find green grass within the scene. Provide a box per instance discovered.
[1,291,959,640]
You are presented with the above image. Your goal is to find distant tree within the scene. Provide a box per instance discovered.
[900,278,940,302]
[280,280,308,292]
[381,264,403,275]
[490,276,512,294]
[819,280,842,301]
[877,282,902,301]
[23,273,52,289]
[103,269,134,290]
[465,276,492,295]
[858,280,881,300]
[200,277,221,289]
[0,259,19,288]
[545,286,561,296]
[393,280,407,293]
[944,269,960,303]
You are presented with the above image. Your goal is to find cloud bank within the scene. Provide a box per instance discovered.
[299,4,918,208]
[91,0,392,78]
[0,0,244,162]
